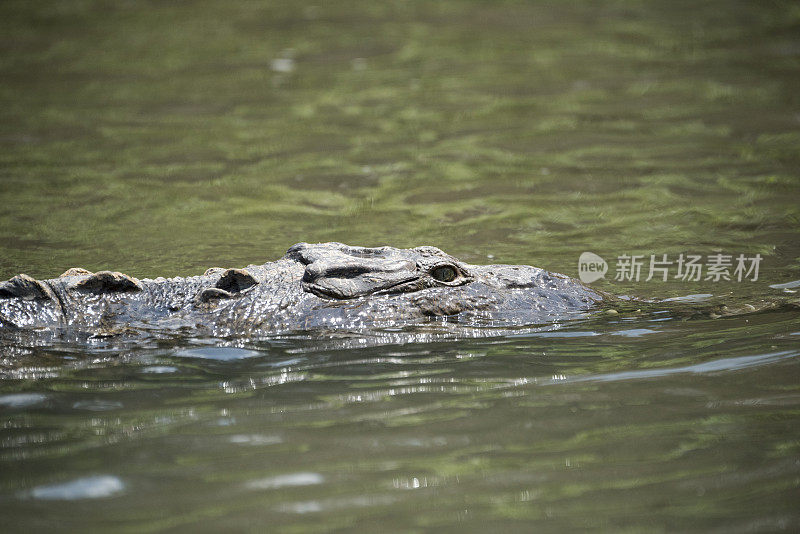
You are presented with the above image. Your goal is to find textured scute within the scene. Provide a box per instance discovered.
[215,269,258,293]
[0,278,62,329]
[72,271,143,293]
[60,267,93,277]
[196,287,233,303]
[0,274,54,301]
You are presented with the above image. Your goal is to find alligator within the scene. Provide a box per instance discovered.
[0,242,606,339]
[3,242,795,343]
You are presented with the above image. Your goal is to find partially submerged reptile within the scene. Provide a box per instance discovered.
[1,242,794,340]
[0,242,604,338]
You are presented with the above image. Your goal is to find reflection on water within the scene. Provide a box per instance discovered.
[27,475,125,501]
[141,366,179,374]
[175,347,263,361]
[246,473,325,491]
[569,349,799,383]
[0,393,48,408]
[1,310,799,530]
[1,0,799,531]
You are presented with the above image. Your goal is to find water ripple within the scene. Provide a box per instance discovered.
[245,472,324,490]
[0,393,48,408]
[26,475,125,500]
[175,347,262,361]
[569,350,798,384]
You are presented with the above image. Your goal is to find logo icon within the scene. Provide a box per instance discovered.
[578,252,607,283]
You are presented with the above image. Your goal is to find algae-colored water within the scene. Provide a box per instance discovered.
[1,1,799,531]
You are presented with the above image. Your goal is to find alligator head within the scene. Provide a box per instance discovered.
[282,242,604,327]
[288,242,474,299]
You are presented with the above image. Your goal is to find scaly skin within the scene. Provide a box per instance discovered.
[0,242,606,338]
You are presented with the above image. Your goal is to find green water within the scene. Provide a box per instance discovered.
[1,0,799,531]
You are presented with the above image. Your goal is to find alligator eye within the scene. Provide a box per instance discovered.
[431,265,458,283]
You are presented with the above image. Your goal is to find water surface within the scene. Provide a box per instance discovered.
[1,1,799,531]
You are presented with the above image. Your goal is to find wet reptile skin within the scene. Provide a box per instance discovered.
[0,242,605,338]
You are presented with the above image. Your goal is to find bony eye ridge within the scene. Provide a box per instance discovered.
[431,265,458,283]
